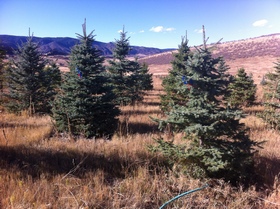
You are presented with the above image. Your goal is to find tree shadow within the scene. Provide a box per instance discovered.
[0,122,46,129]
[118,121,159,135]
[141,101,161,106]
[0,144,168,182]
[129,122,159,134]
[254,155,280,191]
[121,110,162,115]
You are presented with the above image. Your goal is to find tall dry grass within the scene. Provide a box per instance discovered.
[0,76,279,208]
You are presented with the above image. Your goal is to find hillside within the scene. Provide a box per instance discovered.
[139,33,280,83]
[0,35,174,56]
[1,33,280,83]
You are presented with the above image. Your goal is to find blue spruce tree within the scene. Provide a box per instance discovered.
[52,20,119,138]
[107,28,153,105]
[4,33,60,115]
[258,59,280,129]
[151,27,261,185]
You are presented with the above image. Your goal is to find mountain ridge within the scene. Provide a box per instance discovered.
[1,33,279,83]
[139,33,280,65]
[0,34,174,56]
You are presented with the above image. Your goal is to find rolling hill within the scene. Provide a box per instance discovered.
[1,33,280,83]
[139,33,280,83]
[0,35,174,56]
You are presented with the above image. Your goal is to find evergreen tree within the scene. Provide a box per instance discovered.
[151,30,260,184]
[258,60,280,129]
[51,20,120,138]
[226,68,256,108]
[138,62,153,91]
[125,60,153,104]
[41,62,62,113]
[4,35,55,115]
[160,34,192,112]
[107,28,153,105]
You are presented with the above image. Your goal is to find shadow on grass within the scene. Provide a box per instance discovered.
[121,109,162,115]
[0,144,168,181]
[255,155,280,190]
[141,101,161,106]
[118,121,159,135]
[0,122,46,129]
[1,144,277,196]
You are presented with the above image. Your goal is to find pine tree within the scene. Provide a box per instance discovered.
[107,28,153,105]
[125,60,153,104]
[226,68,256,108]
[51,20,120,138]
[138,62,153,91]
[40,62,62,113]
[258,60,280,129]
[160,33,192,112]
[151,28,260,184]
[4,34,55,115]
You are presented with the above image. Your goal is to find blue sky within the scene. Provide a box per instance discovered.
[0,0,279,49]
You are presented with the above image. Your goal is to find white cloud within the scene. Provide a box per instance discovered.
[150,26,164,32]
[149,26,175,32]
[253,19,268,27]
[194,29,203,33]
[139,30,145,33]
[117,30,122,33]
[165,27,175,32]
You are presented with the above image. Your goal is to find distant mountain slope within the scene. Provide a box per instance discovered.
[0,35,174,56]
[139,33,280,65]
[213,33,280,60]
[139,33,280,84]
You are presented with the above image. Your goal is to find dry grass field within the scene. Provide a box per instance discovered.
[1,33,280,208]
[1,76,280,209]
[147,55,278,84]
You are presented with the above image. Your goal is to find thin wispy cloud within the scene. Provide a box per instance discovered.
[165,27,175,32]
[252,19,268,27]
[149,26,175,32]
[117,29,134,34]
[194,29,203,33]
[150,26,164,32]
[117,29,143,35]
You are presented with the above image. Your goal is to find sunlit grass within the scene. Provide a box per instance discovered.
[0,79,280,208]
[1,113,53,146]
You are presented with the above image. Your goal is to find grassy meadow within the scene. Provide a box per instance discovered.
[0,76,280,209]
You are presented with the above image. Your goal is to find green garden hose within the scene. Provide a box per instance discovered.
[159,184,209,209]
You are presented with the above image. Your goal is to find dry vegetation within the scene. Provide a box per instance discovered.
[139,33,280,84]
[0,76,280,208]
